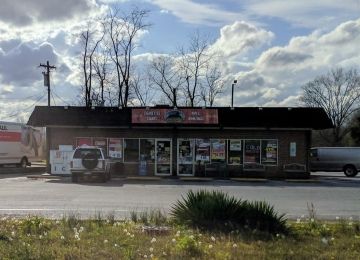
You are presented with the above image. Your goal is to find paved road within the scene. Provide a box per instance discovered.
[0,173,359,220]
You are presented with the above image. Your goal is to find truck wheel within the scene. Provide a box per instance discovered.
[344,165,358,177]
[20,157,28,168]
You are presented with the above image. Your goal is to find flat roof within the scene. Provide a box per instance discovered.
[27,106,333,130]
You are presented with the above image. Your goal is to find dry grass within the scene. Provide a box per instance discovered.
[0,214,359,259]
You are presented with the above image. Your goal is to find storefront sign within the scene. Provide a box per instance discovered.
[132,108,218,124]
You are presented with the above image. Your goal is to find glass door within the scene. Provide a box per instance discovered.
[177,139,195,176]
[155,139,172,175]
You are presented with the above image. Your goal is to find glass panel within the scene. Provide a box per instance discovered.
[244,140,261,164]
[73,148,102,159]
[156,140,171,174]
[94,138,108,156]
[228,139,242,165]
[261,140,278,164]
[124,139,139,162]
[108,138,123,159]
[178,139,194,175]
[195,139,210,163]
[211,139,226,163]
[140,139,155,163]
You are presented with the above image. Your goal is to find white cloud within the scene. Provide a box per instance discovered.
[243,0,360,28]
[210,21,274,58]
[150,0,249,26]
[225,18,360,107]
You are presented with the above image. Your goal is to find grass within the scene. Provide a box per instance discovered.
[0,214,360,259]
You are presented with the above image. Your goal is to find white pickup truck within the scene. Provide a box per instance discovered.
[70,146,111,182]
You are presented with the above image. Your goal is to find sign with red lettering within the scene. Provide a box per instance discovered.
[132,108,218,124]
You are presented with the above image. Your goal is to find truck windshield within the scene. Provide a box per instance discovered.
[73,149,102,159]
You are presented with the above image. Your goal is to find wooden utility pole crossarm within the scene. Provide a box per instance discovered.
[39,61,56,107]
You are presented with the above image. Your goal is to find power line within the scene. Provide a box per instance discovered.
[52,89,71,105]
[2,92,47,119]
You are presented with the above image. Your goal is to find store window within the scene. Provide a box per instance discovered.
[124,139,139,162]
[227,139,242,165]
[195,139,210,164]
[261,140,278,165]
[76,137,92,147]
[244,140,261,164]
[178,139,195,175]
[211,139,226,163]
[94,138,108,156]
[140,139,155,163]
[108,138,123,159]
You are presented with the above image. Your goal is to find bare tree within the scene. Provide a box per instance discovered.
[301,68,360,145]
[131,72,154,106]
[104,7,150,108]
[80,27,104,107]
[178,32,212,107]
[92,47,111,106]
[148,56,182,107]
[200,66,224,107]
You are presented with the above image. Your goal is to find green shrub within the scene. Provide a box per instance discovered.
[171,190,287,234]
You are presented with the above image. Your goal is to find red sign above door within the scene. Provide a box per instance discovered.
[132,108,218,124]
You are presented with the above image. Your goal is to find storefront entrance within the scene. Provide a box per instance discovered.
[177,139,195,176]
[155,139,172,175]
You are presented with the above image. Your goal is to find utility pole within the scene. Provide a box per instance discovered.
[39,61,56,107]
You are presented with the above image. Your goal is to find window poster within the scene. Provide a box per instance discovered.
[195,139,210,162]
[244,140,261,163]
[261,140,278,164]
[94,137,108,156]
[178,139,194,164]
[76,137,92,147]
[228,140,242,165]
[140,139,155,163]
[211,139,226,162]
[108,138,122,159]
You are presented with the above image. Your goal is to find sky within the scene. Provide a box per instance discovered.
[0,0,359,122]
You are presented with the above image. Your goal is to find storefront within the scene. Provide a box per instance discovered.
[28,106,332,178]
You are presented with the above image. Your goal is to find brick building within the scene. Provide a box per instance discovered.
[28,106,332,178]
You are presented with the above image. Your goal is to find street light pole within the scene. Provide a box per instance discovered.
[231,80,237,107]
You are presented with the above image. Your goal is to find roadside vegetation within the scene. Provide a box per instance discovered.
[0,191,360,259]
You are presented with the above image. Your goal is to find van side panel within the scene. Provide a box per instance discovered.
[310,147,360,172]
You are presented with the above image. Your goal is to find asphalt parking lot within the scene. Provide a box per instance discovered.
[0,169,359,220]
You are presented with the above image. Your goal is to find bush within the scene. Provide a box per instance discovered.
[170,190,287,234]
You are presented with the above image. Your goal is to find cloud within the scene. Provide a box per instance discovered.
[0,0,98,27]
[243,0,360,28]
[0,42,59,85]
[150,0,249,26]
[210,21,274,58]
[225,18,360,107]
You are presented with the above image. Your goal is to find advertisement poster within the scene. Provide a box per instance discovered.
[94,138,108,156]
[108,138,122,158]
[262,140,277,163]
[229,140,242,151]
[211,139,226,162]
[76,137,92,147]
[244,140,261,163]
[195,139,210,162]
[178,140,194,164]
[228,140,242,165]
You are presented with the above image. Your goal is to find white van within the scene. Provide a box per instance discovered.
[0,121,45,167]
[310,147,360,177]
